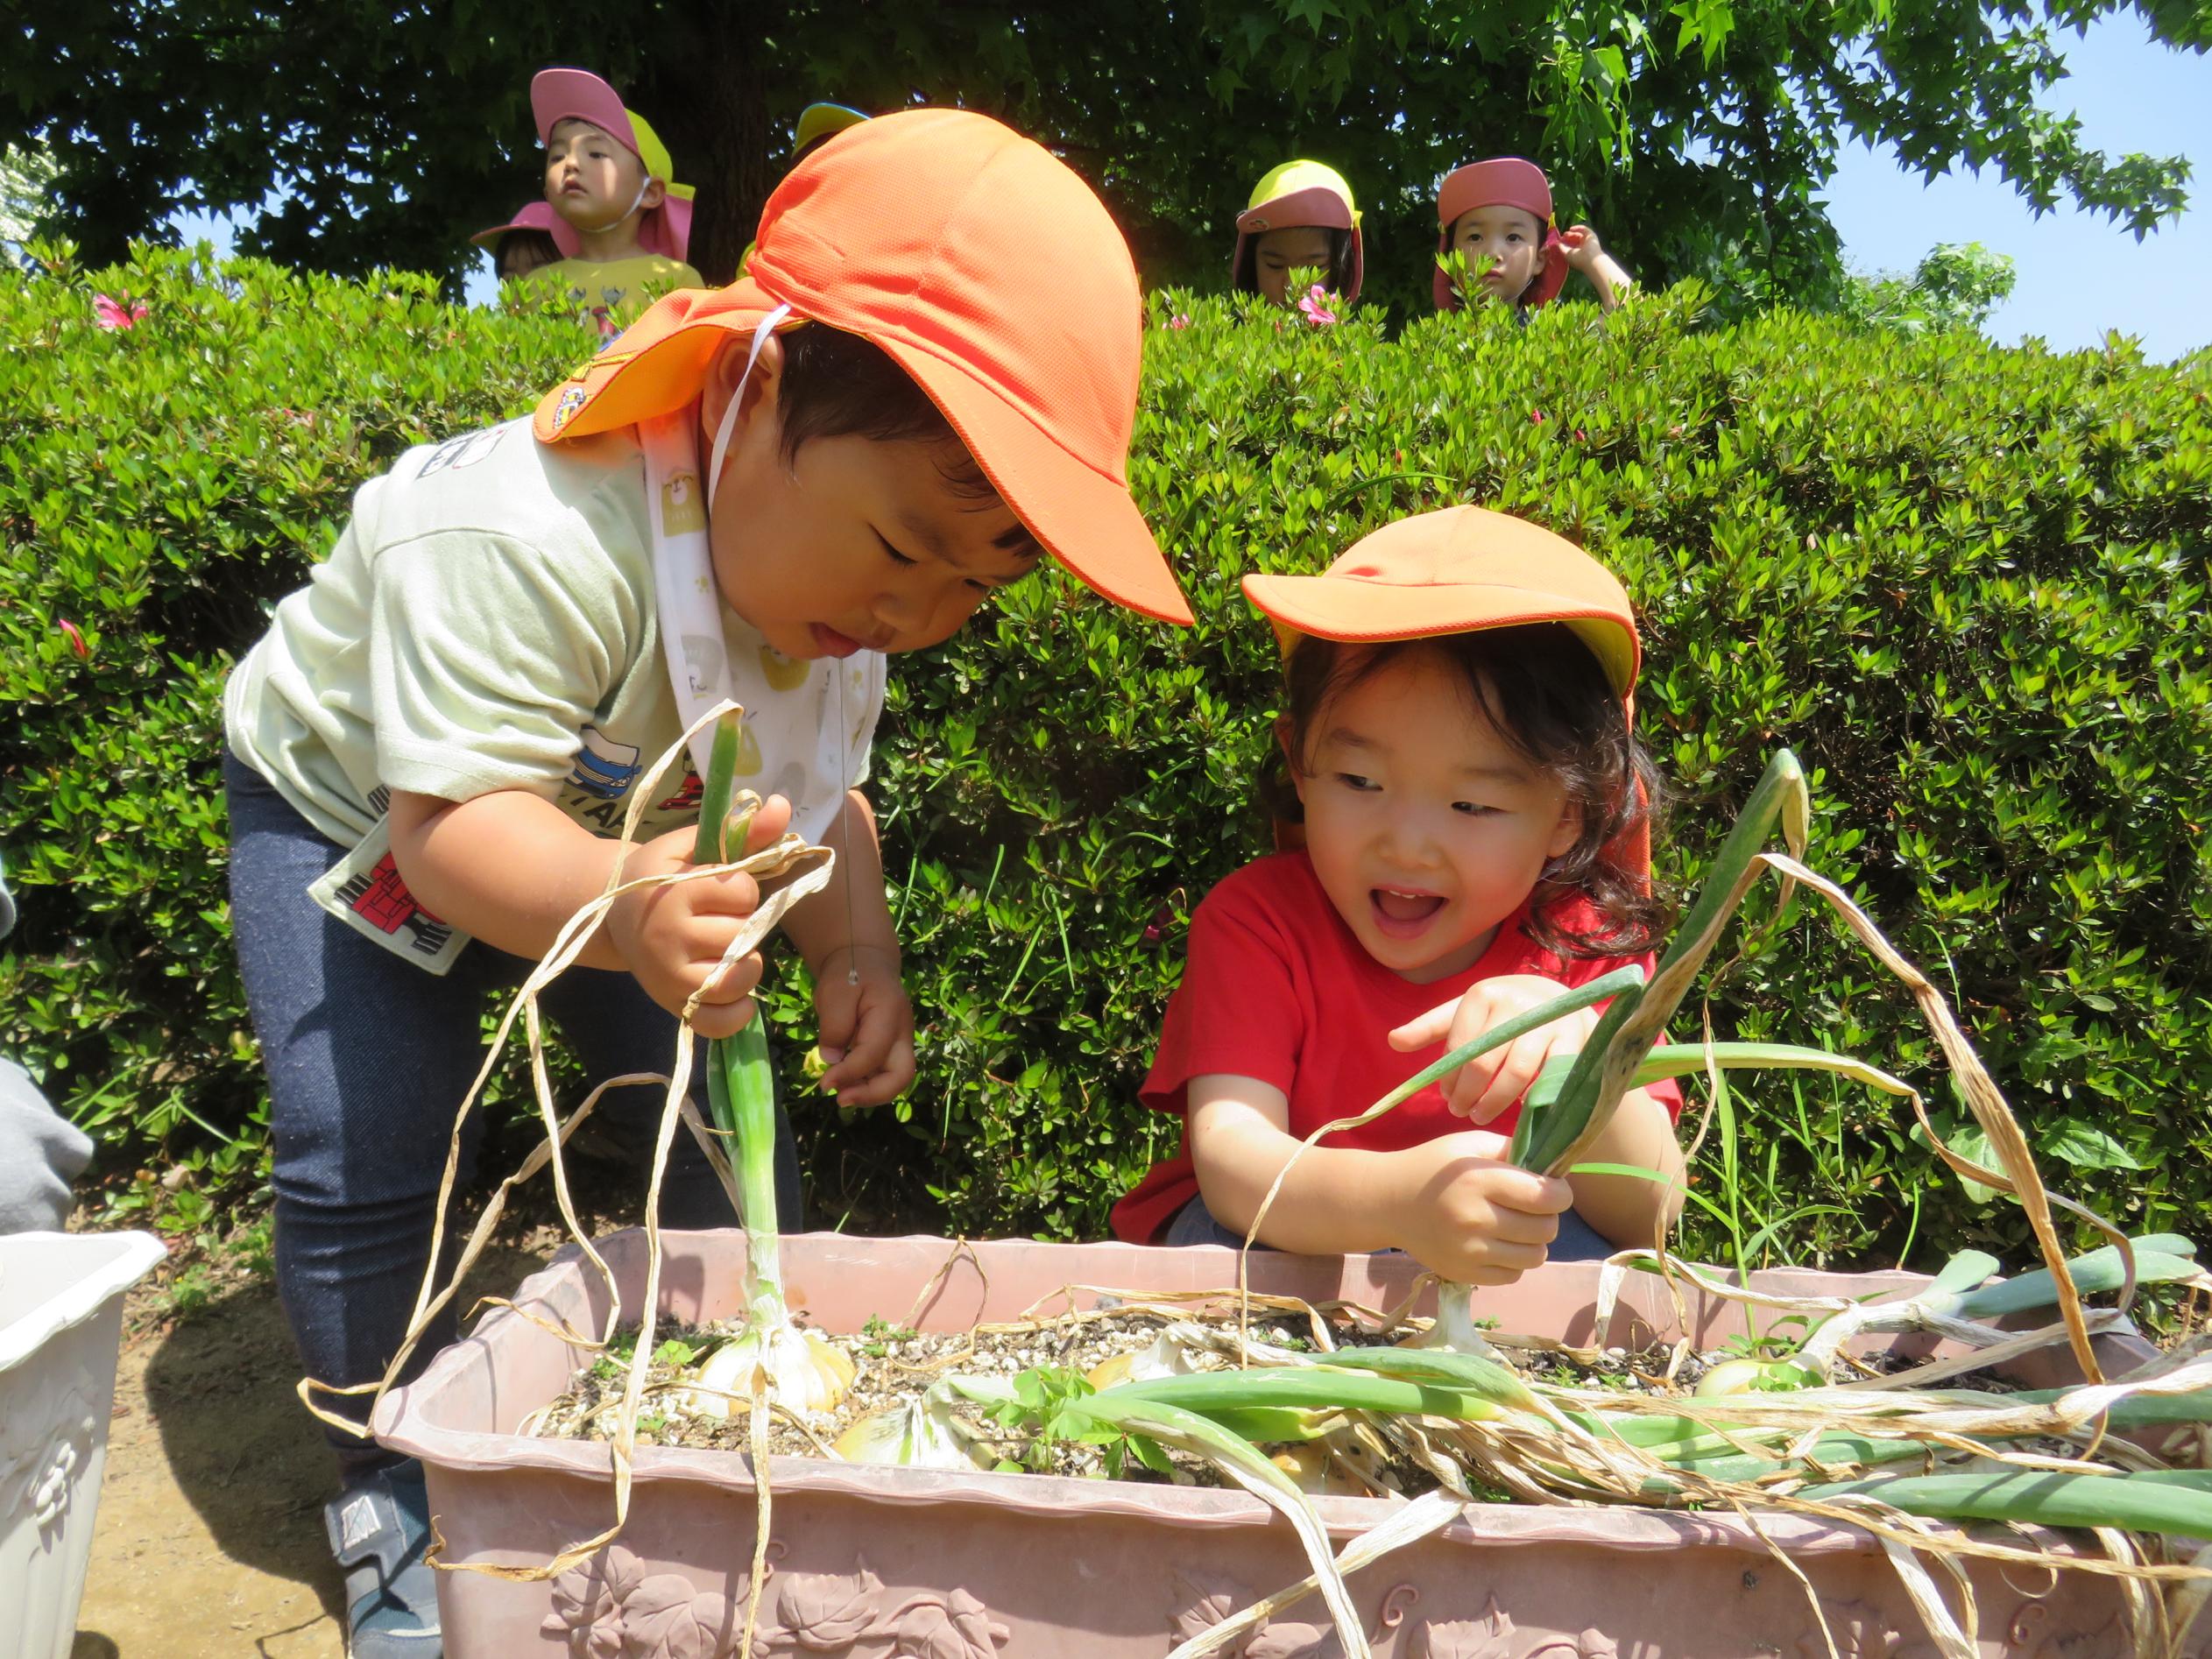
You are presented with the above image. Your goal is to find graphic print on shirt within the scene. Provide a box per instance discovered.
[567,727,641,801]
[656,761,704,814]
[413,427,506,479]
[330,852,456,961]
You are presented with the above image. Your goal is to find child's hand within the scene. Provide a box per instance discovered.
[1558,224,1605,272]
[606,795,794,1040]
[1389,974,1598,1125]
[809,944,916,1108]
[1389,1131,1573,1284]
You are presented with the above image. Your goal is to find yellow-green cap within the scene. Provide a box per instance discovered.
[1231,159,1365,303]
[795,102,870,156]
[1240,159,1360,229]
[624,109,695,201]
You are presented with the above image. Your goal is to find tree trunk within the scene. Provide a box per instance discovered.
[646,0,784,287]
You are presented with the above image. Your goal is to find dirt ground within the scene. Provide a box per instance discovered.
[68,1233,561,1658]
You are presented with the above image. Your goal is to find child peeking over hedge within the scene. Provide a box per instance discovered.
[223,109,1191,1659]
[1113,508,1685,1281]
[1231,159,1365,308]
[467,200,567,286]
[1435,158,1632,314]
[525,67,703,330]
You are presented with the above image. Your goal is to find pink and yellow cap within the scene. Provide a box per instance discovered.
[1231,159,1365,304]
[531,67,697,262]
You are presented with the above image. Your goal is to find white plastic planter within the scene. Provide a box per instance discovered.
[1,1230,165,1659]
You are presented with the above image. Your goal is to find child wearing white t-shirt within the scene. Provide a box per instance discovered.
[223,109,1191,1658]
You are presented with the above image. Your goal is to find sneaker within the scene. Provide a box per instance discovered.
[324,1459,443,1657]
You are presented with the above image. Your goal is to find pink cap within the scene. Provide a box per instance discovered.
[531,68,633,151]
[468,200,580,257]
[530,67,692,263]
[1434,158,1567,312]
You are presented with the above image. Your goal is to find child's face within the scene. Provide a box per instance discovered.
[702,341,1041,660]
[1252,226,1336,305]
[545,118,655,232]
[1449,205,1547,304]
[1290,646,1580,985]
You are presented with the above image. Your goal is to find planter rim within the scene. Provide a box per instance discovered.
[373,1229,2146,1558]
[0,1229,166,1373]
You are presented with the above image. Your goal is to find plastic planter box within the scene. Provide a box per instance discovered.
[1,1230,166,1659]
[376,1231,2183,1658]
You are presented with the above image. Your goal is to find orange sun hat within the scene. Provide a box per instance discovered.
[1243,506,1639,694]
[533,107,1191,626]
[1246,506,1649,871]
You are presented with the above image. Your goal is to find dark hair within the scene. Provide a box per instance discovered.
[1262,624,1671,957]
[773,323,1041,552]
[1233,226,1356,298]
[494,228,560,276]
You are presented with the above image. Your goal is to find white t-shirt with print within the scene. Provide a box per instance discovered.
[223,415,884,970]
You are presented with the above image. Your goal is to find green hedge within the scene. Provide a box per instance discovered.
[4,245,2208,1267]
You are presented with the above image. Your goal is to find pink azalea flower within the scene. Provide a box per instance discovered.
[1167,313,1191,330]
[93,293,148,330]
[56,618,88,659]
[1530,408,1546,424]
[1297,284,1338,328]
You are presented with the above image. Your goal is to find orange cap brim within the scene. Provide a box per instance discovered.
[534,283,1193,626]
[533,282,793,442]
[873,333,1191,625]
[1240,571,1639,696]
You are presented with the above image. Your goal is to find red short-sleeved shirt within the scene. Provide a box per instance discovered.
[1109,851,1680,1245]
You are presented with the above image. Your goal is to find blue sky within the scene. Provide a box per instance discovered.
[174,21,2207,357]
[1821,16,2208,360]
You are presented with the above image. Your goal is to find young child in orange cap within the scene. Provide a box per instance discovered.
[527,67,703,330]
[223,107,1189,1657]
[1435,158,1633,314]
[1113,507,1684,1279]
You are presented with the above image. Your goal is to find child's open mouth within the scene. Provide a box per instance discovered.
[810,624,866,659]
[1370,886,1445,938]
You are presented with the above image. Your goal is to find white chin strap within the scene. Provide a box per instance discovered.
[707,305,793,510]
[573,175,655,236]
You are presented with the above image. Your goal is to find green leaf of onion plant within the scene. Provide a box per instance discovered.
[680,712,854,1420]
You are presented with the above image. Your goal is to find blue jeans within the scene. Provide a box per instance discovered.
[224,753,795,1471]
[1163,1191,1618,1260]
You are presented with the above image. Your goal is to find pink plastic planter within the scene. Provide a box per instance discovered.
[374,1232,2193,1658]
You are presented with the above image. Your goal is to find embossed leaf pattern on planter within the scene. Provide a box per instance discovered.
[887,1588,1012,1659]
[0,1376,98,1532]
[1247,1620,1342,1658]
[1170,1570,1256,1655]
[1417,1595,1516,1659]
[1799,1601,1907,1659]
[2025,1616,2130,1659]
[543,1545,648,1658]
[778,1560,887,1649]
[1525,1633,1619,1659]
[619,1575,736,1659]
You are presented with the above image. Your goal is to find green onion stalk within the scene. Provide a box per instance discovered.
[682,713,853,1419]
[1265,752,1813,1352]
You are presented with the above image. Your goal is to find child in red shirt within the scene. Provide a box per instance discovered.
[1112,508,1685,1281]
